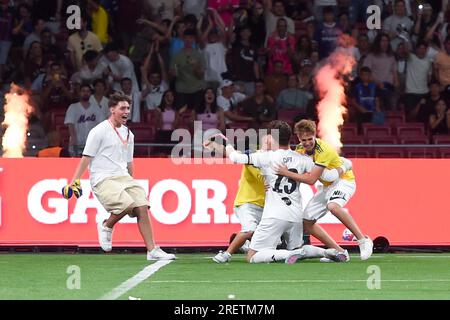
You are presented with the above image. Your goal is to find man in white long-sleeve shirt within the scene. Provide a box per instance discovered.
[205,121,352,264]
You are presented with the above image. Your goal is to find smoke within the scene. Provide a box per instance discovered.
[314,34,356,153]
[2,85,33,158]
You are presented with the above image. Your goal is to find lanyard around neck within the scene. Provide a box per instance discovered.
[108,120,129,146]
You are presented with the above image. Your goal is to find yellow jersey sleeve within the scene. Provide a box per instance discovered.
[233,165,266,208]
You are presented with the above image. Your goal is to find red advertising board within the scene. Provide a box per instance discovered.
[0,158,449,247]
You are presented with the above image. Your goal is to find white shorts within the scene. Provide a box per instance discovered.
[249,218,303,252]
[235,203,263,233]
[303,180,356,221]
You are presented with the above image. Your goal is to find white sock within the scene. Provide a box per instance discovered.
[302,245,325,259]
[250,249,290,263]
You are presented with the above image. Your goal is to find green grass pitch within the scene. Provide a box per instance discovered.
[0,253,449,300]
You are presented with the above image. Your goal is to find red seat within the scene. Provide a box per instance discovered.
[368,137,398,144]
[341,124,358,138]
[144,110,157,124]
[227,122,249,130]
[432,135,450,144]
[395,123,425,138]
[439,148,450,158]
[50,109,67,127]
[374,148,405,158]
[385,111,405,125]
[341,147,372,158]
[127,124,155,143]
[278,109,303,125]
[362,124,392,138]
[343,136,365,144]
[400,136,429,144]
[406,148,439,158]
[56,125,70,148]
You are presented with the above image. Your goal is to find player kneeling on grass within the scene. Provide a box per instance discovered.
[62,93,176,261]
[275,120,373,261]
[206,121,352,264]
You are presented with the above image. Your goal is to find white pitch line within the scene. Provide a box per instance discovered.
[99,260,173,300]
[149,279,450,284]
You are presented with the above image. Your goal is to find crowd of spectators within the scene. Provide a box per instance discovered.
[0,0,449,157]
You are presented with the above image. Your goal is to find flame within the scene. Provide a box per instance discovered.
[314,34,356,153]
[2,85,33,158]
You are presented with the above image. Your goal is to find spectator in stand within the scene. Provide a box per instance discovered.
[363,33,399,110]
[413,3,435,42]
[414,80,444,124]
[67,15,103,72]
[153,89,184,156]
[23,41,47,88]
[433,36,450,91]
[248,1,267,49]
[207,0,240,28]
[64,83,105,157]
[297,58,314,93]
[404,41,432,121]
[199,8,229,91]
[11,3,33,49]
[350,67,382,132]
[230,24,260,96]
[0,0,13,83]
[192,88,226,133]
[313,0,337,22]
[40,28,63,64]
[87,0,110,45]
[100,42,139,92]
[143,0,182,22]
[264,60,288,100]
[90,78,110,119]
[71,50,106,86]
[183,0,207,19]
[266,18,296,75]
[23,18,46,58]
[169,28,206,110]
[395,41,408,96]
[141,42,169,111]
[338,12,358,38]
[263,0,295,43]
[31,0,63,34]
[37,131,70,158]
[293,36,313,74]
[217,79,251,125]
[429,99,450,135]
[355,34,370,72]
[116,0,142,54]
[120,77,143,123]
[277,74,311,113]
[383,0,413,51]
[315,6,342,59]
[241,79,276,129]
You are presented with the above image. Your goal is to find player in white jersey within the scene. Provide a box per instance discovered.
[209,121,352,264]
[62,93,175,261]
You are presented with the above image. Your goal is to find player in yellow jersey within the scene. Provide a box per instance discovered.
[212,163,266,263]
[275,120,373,261]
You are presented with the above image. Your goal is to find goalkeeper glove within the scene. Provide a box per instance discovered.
[62,179,83,199]
[339,157,353,174]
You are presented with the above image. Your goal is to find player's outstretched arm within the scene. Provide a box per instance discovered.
[70,156,92,184]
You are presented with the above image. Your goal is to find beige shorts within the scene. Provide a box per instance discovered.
[92,176,149,216]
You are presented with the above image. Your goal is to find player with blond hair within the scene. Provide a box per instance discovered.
[275,119,373,261]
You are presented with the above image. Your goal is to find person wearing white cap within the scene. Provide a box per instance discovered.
[217,79,253,125]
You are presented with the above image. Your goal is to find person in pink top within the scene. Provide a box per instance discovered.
[192,88,226,133]
[267,17,296,75]
[154,90,184,155]
[207,0,240,28]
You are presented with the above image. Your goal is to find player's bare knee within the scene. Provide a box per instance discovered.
[327,202,341,213]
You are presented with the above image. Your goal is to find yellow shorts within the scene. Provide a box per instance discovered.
[92,176,149,216]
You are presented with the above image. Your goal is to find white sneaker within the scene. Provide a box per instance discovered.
[239,240,251,253]
[147,247,176,261]
[285,248,306,265]
[213,251,232,263]
[320,249,350,263]
[358,236,373,260]
[97,220,113,252]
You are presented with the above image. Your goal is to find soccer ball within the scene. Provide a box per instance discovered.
[342,228,356,241]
